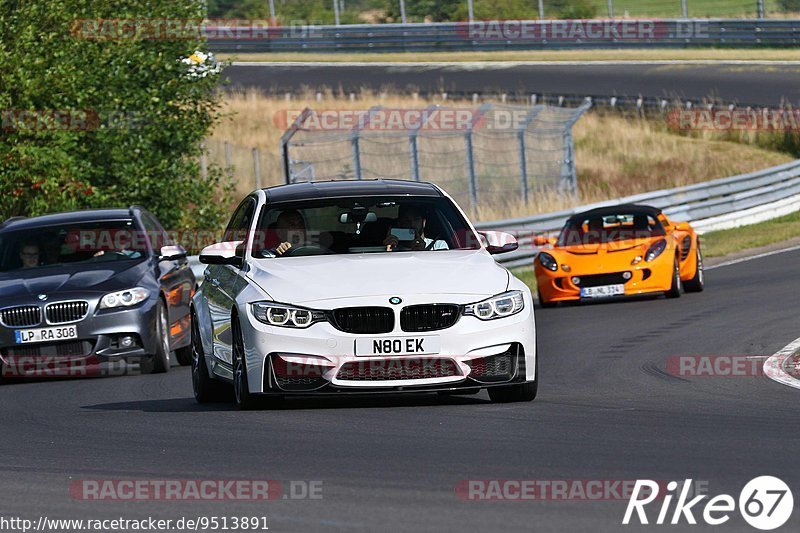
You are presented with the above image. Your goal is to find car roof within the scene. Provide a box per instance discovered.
[263,179,443,203]
[567,204,663,222]
[1,208,136,232]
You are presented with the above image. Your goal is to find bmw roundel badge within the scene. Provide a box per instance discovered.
[389,297,402,305]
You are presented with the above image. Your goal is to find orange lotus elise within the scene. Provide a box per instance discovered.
[533,204,704,307]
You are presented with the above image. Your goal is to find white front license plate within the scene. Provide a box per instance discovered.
[580,284,625,298]
[15,325,78,344]
[355,336,440,356]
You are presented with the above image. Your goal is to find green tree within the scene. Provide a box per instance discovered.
[0,0,231,231]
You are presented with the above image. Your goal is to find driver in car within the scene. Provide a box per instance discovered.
[19,241,42,268]
[383,205,448,252]
[272,210,307,256]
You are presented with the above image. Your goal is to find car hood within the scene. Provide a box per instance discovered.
[247,249,509,305]
[548,238,663,271]
[554,238,660,256]
[0,260,150,302]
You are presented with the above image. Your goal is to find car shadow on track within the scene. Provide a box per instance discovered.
[81,393,491,412]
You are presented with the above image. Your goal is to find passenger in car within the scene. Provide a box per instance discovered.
[383,205,448,251]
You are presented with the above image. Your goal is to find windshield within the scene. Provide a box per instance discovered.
[0,220,147,273]
[251,196,480,258]
[557,213,666,246]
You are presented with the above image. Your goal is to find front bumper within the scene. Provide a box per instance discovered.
[536,253,674,303]
[0,296,159,377]
[238,295,537,395]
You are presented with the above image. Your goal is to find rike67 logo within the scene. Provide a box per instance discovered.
[623,477,793,530]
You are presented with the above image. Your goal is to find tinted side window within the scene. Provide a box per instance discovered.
[140,211,172,251]
[223,198,256,242]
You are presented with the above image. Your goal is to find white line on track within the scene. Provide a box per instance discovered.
[230,60,800,68]
[706,244,800,271]
[764,337,800,391]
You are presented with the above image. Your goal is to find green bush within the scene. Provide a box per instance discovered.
[0,0,231,231]
[556,0,598,19]
[778,0,800,12]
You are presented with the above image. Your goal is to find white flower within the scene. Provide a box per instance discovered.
[179,50,221,80]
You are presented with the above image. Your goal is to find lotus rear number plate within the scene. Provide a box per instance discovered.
[580,284,625,298]
[356,336,440,356]
[15,325,78,344]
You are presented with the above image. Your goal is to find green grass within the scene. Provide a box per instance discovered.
[584,0,781,18]
[512,268,538,293]
[701,210,800,257]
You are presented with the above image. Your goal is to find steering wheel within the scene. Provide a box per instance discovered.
[282,244,331,257]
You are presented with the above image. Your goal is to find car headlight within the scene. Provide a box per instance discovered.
[645,239,667,262]
[99,287,150,309]
[252,302,327,328]
[537,252,558,272]
[463,291,525,320]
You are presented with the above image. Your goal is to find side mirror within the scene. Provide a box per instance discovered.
[479,231,518,255]
[159,244,187,261]
[199,241,244,266]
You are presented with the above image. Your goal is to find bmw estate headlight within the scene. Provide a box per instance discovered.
[463,291,525,320]
[645,239,667,262]
[252,302,326,328]
[99,288,150,309]
[537,252,558,272]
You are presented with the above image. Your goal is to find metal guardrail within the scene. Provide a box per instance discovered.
[208,19,800,53]
[475,160,800,269]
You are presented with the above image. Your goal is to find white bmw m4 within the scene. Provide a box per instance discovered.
[192,180,537,409]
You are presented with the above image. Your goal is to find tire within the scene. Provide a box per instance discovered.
[665,256,682,299]
[683,245,705,293]
[175,344,192,366]
[140,299,170,374]
[191,310,231,403]
[488,356,538,403]
[232,317,282,410]
[537,287,557,308]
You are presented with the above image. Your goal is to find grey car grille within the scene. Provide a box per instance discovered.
[0,306,42,328]
[46,301,89,324]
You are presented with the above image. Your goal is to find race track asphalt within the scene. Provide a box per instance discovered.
[1,249,798,532]
[224,62,800,107]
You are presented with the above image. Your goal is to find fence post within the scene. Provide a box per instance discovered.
[252,148,261,189]
[517,130,528,204]
[560,98,592,197]
[561,129,576,196]
[537,0,544,19]
[409,133,420,181]
[465,132,478,207]
[224,141,232,177]
[607,0,614,18]
[515,105,542,205]
[351,133,362,180]
[757,0,764,18]
[681,0,688,17]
